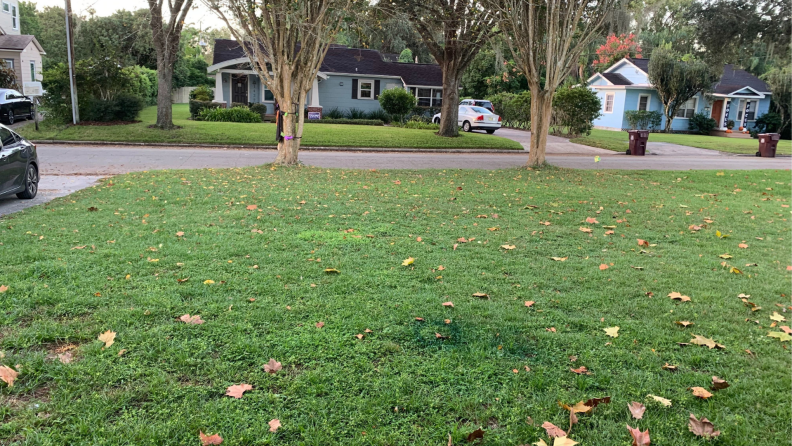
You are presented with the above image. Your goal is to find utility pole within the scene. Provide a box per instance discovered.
[64,0,78,124]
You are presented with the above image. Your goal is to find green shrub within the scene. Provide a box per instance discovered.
[190,85,214,102]
[687,112,717,135]
[750,112,782,137]
[309,118,384,126]
[487,91,531,128]
[189,100,221,120]
[366,109,392,124]
[624,110,663,130]
[323,107,345,119]
[248,103,270,120]
[551,87,601,137]
[112,93,145,121]
[231,102,247,109]
[198,106,262,123]
[391,115,440,130]
[81,93,144,122]
[378,88,416,122]
[345,108,368,120]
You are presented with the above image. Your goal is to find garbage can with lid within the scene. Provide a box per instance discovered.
[756,133,780,157]
[627,130,649,156]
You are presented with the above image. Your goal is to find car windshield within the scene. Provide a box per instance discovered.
[475,101,492,108]
[470,106,493,114]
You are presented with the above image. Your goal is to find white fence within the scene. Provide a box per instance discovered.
[172,86,214,104]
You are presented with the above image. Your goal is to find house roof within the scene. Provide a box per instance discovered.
[601,72,632,85]
[626,57,649,73]
[0,34,45,53]
[714,64,771,94]
[212,39,443,87]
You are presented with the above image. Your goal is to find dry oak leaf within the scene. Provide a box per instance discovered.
[225,383,253,399]
[435,332,448,339]
[570,366,590,375]
[467,428,485,442]
[541,421,567,438]
[689,387,713,399]
[647,394,671,407]
[586,217,599,224]
[501,244,516,250]
[675,321,694,327]
[263,358,282,374]
[472,292,489,298]
[662,363,678,372]
[626,424,651,446]
[780,326,792,334]
[628,402,646,419]
[98,330,116,349]
[268,418,281,432]
[690,334,724,349]
[356,334,364,340]
[315,321,325,328]
[0,365,19,387]
[176,231,185,236]
[711,376,729,391]
[324,268,340,274]
[525,301,535,307]
[668,292,691,302]
[688,414,720,438]
[599,264,609,270]
[442,301,454,307]
[550,257,568,261]
[0,285,7,293]
[718,253,733,259]
[584,396,611,409]
[402,257,415,266]
[199,431,223,445]
[552,437,578,446]
[637,239,649,247]
[246,204,258,210]
[738,243,748,249]
[604,326,619,338]
[579,227,593,233]
[179,314,205,325]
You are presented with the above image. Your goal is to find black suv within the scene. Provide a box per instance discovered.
[0,88,34,125]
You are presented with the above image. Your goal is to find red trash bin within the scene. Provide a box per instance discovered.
[627,130,649,156]
[757,133,779,157]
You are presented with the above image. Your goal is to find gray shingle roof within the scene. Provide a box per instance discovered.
[627,57,649,73]
[212,39,442,87]
[0,34,42,52]
[714,64,771,94]
[601,72,632,85]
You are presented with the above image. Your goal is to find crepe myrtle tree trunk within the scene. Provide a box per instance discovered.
[274,89,308,165]
[155,54,176,129]
[438,66,462,137]
[662,101,681,133]
[528,90,553,166]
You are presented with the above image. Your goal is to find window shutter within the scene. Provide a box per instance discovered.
[352,79,358,99]
[374,80,381,99]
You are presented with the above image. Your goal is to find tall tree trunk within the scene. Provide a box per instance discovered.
[663,102,677,133]
[438,65,461,137]
[273,86,302,166]
[528,90,554,167]
[155,55,174,129]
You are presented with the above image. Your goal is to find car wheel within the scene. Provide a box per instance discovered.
[486,129,496,134]
[6,110,14,125]
[462,121,472,132]
[16,164,38,199]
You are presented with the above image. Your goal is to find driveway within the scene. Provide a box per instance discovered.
[493,128,613,155]
[0,143,787,218]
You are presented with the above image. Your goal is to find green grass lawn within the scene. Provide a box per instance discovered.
[16,104,523,150]
[571,129,792,155]
[1,166,790,445]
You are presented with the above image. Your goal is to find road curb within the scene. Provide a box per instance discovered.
[31,140,528,154]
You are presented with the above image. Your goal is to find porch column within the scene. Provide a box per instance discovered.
[307,77,322,119]
[213,71,223,102]
[720,98,731,130]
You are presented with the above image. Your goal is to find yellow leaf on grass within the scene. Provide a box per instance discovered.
[553,437,579,446]
[324,268,340,273]
[603,326,620,337]
[579,227,592,233]
[668,292,691,302]
[203,280,215,284]
[551,257,568,261]
[501,244,516,250]
[770,312,786,322]
[98,330,116,349]
[647,394,672,407]
[768,331,792,342]
[402,257,415,266]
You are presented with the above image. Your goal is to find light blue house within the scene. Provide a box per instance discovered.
[587,58,772,133]
[207,39,444,118]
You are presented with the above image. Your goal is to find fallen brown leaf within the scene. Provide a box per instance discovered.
[0,365,19,387]
[98,330,116,349]
[668,292,691,302]
[627,402,646,419]
[626,424,651,446]
[599,264,609,270]
[179,314,205,325]
[675,321,693,327]
[637,239,649,247]
[225,383,253,399]
[570,366,590,375]
[472,292,489,299]
[268,419,281,432]
[466,428,485,442]
[689,387,713,399]
[688,414,720,438]
[263,358,282,374]
[315,321,325,328]
[525,301,535,307]
[689,334,725,349]
[541,421,567,438]
[662,363,678,372]
[199,431,223,445]
[711,376,729,391]
[442,301,454,307]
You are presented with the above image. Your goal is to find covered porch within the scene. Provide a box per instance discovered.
[706,87,770,137]
[207,58,325,120]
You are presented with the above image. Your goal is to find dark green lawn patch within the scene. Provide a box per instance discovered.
[17,105,523,150]
[0,166,790,445]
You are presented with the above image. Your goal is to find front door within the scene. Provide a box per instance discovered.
[710,99,723,128]
[231,74,248,104]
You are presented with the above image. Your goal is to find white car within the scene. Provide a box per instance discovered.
[432,106,502,134]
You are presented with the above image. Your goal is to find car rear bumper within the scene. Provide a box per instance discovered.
[471,122,501,129]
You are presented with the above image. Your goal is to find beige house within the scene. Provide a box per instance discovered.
[0,0,44,88]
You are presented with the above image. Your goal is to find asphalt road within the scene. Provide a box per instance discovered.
[0,142,788,218]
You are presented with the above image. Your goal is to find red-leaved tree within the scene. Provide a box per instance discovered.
[592,33,642,71]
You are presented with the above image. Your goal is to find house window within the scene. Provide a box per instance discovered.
[29,61,34,81]
[674,97,697,118]
[358,80,373,99]
[1,2,8,13]
[409,87,442,107]
[637,94,650,111]
[604,93,614,113]
[3,58,13,70]
[11,5,16,29]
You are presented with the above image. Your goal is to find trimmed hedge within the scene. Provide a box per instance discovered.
[311,118,384,126]
[198,106,262,123]
[189,100,221,119]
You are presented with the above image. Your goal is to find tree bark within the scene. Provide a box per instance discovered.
[155,56,174,129]
[527,90,554,167]
[663,102,678,133]
[438,64,461,137]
